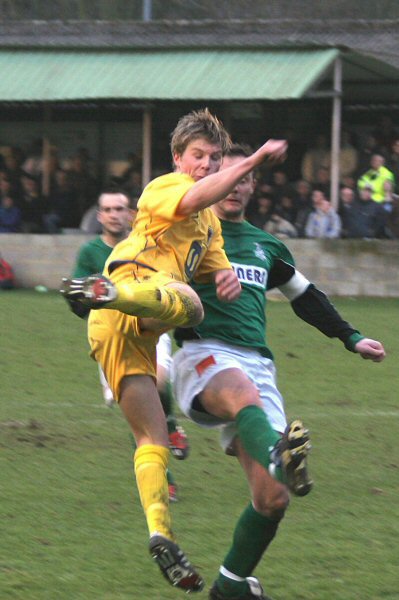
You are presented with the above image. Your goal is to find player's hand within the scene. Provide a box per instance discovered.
[214,269,241,302]
[355,338,386,362]
[254,139,288,167]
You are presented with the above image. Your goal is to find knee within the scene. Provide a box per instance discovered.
[169,283,204,327]
[253,486,290,520]
[181,295,204,327]
[189,298,204,326]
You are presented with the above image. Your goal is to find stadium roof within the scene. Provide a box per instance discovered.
[0,46,397,104]
[0,18,398,67]
[0,19,397,105]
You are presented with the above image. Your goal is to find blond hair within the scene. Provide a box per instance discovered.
[170,108,231,158]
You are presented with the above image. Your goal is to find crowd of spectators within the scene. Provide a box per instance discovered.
[246,117,399,240]
[0,116,398,240]
[0,142,143,235]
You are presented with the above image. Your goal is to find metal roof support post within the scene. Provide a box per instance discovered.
[142,105,152,187]
[142,0,152,21]
[330,57,342,211]
[42,103,52,198]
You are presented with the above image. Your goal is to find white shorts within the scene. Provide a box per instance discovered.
[171,339,287,452]
[156,333,172,371]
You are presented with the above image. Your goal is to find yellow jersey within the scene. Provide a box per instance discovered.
[104,172,231,283]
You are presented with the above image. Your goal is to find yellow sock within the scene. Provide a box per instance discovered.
[134,444,173,540]
[107,280,197,327]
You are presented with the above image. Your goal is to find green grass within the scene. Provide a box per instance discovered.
[1,291,398,599]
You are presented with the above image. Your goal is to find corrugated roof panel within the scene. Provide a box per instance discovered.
[0,48,339,101]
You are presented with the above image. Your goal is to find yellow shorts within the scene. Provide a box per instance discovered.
[87,270,175,402]
[88,309,158,402]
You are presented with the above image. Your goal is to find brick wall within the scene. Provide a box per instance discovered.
[1,234,399,297]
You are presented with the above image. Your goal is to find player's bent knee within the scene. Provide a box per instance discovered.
[167,282,204,327]
[178,296,204,327]
[253,486,290,518]
[187,302,204,327]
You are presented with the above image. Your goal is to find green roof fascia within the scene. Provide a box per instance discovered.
[0,47,340,102]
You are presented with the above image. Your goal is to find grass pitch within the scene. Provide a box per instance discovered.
[1,291,398,599]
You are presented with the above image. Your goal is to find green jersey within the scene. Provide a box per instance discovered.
[73,237,113,278]
[175,219,295,358]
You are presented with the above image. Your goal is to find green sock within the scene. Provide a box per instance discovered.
[159,384,177,434]
[166,414,177,435]
[236,405,280,468]
[166,468,175,486]
[216,503,280,596]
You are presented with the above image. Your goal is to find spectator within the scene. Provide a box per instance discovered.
[305,189,341,239]
[301,133,331,184]
[312,166,330,197]
[339,186,359,238]
[381,179,398,209]
[357,153,396,203]
[356,133,382,177]
[341,174,356,191]
[22,138,44,178]
[124,169,143,199]
[269,168,291,203]
[293,179,312,237]
[372,115,398,155]
[67,152,98,222]
[45,149,63,197]
[381,180,399,238]
[0,172,18,204]
[245,179,271,217]
[120,151,142,182]
[23,141,61,196]
[384,202,399,240]
[44,169,80,232]
[3,146,24,201]
[275,191,297,226]
[256,181,274,196]
[76,146,96,174]
[339,130,359,183]
[19,172,48,233]
[339,185,356,208]
[0,194,21,232]
[264,212,298,239]
[387,137,399,189]
[343,185,387,239]
[294,179,312,205]
[246,192,275,230]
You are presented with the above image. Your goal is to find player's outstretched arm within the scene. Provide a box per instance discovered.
[269,261,387,362]
[355,338,386,362]
[177,139,288,216]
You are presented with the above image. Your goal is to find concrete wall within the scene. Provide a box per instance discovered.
[1,234,399,297]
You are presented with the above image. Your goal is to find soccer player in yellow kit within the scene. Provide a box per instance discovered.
[61,108,287,594]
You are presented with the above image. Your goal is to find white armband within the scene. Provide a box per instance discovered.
[279,270,310,301]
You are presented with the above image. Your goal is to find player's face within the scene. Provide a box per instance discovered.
[97,193,133,236]
[212,155,255,222]
[173,138,223,181]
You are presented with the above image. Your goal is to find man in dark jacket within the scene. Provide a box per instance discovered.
[340,185,387,238]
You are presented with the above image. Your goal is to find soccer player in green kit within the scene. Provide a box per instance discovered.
[72,189,133,279]
[71,189,189,498]
[172,144,386,600]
